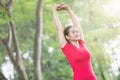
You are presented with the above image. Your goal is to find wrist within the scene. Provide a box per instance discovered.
[67,7,71,12]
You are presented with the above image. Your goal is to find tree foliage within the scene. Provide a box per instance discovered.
[0,0,120,80]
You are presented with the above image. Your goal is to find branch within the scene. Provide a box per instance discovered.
[34,0,42,80]
[7,23,12,47]
[0,35,3,43]
[0,35,15,64]
[8,21,21,61]
[5,0,14,9]
[0,0,5,8]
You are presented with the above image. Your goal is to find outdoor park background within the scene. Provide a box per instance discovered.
[0,0,120,80]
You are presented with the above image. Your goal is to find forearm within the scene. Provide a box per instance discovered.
[53,5,67,47]
[67,8,84,41]
[53,11,63,30]
[67,8,81,27]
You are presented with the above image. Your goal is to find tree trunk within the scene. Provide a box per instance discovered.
[0,0,28,80]
[7,18,28,80]
[0,38,28,80]
[0,71,7,80]
[34,0,42,80]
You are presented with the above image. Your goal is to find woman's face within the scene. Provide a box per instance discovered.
[67,27,80,42]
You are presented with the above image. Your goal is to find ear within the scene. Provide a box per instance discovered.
[66,35,69,40]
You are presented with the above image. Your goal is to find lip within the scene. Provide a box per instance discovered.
[74,35,79,38]
[75,34,79,37]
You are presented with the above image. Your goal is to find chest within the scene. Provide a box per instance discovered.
[66,45,91,63]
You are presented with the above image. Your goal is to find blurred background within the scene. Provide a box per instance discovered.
[0,0,120,80]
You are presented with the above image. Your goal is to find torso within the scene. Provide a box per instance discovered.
[61,40,97,80]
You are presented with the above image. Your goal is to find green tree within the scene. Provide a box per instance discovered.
[0,0,120,80]
[0,0,42,80]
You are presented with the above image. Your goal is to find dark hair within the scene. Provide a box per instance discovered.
[63,25,73,43]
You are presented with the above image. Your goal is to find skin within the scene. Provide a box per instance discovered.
[67,27,81,42]
[53,3,84,48]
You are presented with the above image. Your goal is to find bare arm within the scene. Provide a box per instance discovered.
[57,4,84,41]
[68,9,84,41]
[53,5,67,48]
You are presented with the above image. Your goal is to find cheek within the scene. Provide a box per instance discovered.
[69,34,76,40]
[68,33,74,37]
[78,33,81,36]
[67,34,72,39]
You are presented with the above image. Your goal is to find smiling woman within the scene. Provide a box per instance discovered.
[102,0,120,17]
[53,3,97,80]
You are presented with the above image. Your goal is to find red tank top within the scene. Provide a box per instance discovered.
[61,40,97,80]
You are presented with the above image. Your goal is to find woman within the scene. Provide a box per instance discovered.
[53,3,97,80]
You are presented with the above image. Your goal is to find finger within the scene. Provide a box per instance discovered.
[56,5,62,10]
[57,7,61,11]
[57,4,64,9]
[57,5,62,9]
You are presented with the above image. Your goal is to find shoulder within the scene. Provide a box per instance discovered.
[60,41,67,48]
[61,42,71,51]
[61,42,72,56]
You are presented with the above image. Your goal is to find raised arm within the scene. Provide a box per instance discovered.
[53,4,67,48]
[57,4,84,41]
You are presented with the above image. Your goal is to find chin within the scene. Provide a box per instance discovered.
[74,39,80,41]
[76,38,81,40]
[72,38,80,41]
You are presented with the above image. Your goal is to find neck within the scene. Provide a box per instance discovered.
[70,41,80,48]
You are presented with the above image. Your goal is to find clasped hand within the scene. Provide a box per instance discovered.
[54,3,70,11]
